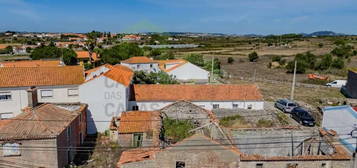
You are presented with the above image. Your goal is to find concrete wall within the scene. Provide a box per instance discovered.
[346,70,357,98]
[130,101,264,111]
[37,85,80,103]
[0,85,80,118]
[121,63,160,73]
[0,87,28,118]
[80,76,128,134]
[239,160,351,168]
[0,139,59,168]
[167,62,209,82]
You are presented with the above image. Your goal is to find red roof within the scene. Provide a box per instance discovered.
[121,56,156,64]
[353,107,357,112]
[85,64,134,86]
[133,84,263,101]
[118,111,161,133]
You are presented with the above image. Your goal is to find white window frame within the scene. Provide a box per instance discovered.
[67,88,79,97]
[40,90,53,98]
[0,92,12,101]
[0,112,13,119]
[2,143,21,157]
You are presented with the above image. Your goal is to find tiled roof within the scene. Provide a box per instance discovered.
[0,66,85,88]
[84,64,133,86]
[118,111,161,134]
[0,103,87,140]
[157,59,187,72]
[75,51,99,61]
[117,148,160,167]
[121,56,156,64]
[0,60,62,67]
[133,84,263,101]
[0,44,9,49]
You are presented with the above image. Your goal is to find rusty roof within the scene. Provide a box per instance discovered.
[0,103,87,140]
[118,111,161,134]
[0,60,62,67]
[133,84,263,101]
[0,66,85,88]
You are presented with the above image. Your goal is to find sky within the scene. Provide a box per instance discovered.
[1,0,357,35]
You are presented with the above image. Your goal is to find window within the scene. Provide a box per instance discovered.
[133,133,143,147]
[176,161,185,168]
[256,163,263,168]
[40,90,53,98]
[287,163,298,168]
[2,143,21,156]
[150,64,153,68]
[67,126,71,144]
[0,92,12,101]
[233,104,238,109]
[321,163,326,168]
[136,64,140,69]
[67,88,79,96]
[247,104,253,109]
[213,104,219,109]
[132,106,139,111]
[0,113,13,119]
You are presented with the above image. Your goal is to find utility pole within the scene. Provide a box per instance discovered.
[290,60,297,101]
[210,56,214,83]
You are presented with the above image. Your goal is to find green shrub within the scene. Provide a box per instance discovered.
[272,55,282,62]
[256,119,274,127]
[331,57,345,69]
[220,115,245,127]
[248,51,259,62]
[227,57,234,64]
[163,118,195,143]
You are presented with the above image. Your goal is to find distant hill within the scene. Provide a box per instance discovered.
[304,31,346,37]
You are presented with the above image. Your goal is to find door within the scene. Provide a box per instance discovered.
[133,133,143,147]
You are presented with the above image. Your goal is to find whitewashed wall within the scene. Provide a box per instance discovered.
[37,85,80,103]
[129,101,264,111]
[121,63,160,73]
[79,76,129,134]
[0,87,28,118]
[167,62,209,81]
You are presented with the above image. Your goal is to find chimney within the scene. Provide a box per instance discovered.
[27,87,38,108]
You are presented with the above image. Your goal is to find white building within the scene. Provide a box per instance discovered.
[0,66,84,119]
[121,56,209,82]
[158,59,209,82]
[322,105,357,153]
[121,57,160,73]
[79,64,134,134]
[129,84,264,111]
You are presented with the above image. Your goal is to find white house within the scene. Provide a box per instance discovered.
[129,84,264,111]
[158,59,209,82]
[79,64,134,134]
[322,105,357,153]
[0,66,84,119]
[121,56,209,82]
[121,56,160,73]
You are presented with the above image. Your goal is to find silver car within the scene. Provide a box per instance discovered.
[275,99,298,113]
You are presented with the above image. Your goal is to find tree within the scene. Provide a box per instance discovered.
[331,57,345,69]
[155,51,175,60]
[331,45,354,58]
[184,53,204,66]
[248,51,259,62]
[286,60,307,73]
[30,45,62,60]
[316,54,332,70]
[271,55,282,62]
[62,49,78,65]
[101,43,144,64]
[227,57,234,64]
[204,58,221,74]
[133,71,178,84]
[149,49,162,57]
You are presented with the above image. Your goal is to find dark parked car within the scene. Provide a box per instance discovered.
[290,107,315,126]
[275,99,298,113]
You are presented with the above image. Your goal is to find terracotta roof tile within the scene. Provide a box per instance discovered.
[0,60,62,67]
[0,66,85,88]
[103,65,134,86]
[133,84,263,101]
[118,111,161,133]
[75,51,99,61]
[121,56,157,64]
[0,103,87,140]
[117,147,160,167]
